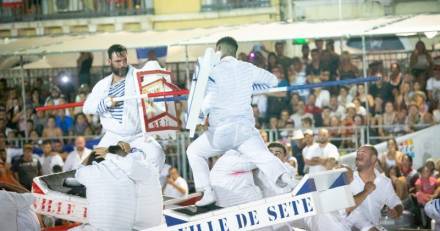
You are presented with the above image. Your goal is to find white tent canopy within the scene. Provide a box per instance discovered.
[365,14,440,36]
[178,16,406,46]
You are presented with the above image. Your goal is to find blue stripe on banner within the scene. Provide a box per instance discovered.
[295,178,316,196]
[136,46,168,59]
[165,215,187,227]
[329,172,349,189]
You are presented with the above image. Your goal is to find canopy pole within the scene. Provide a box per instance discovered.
[185,45,190,89]
[361,35,370,145]
[20,55,28,141]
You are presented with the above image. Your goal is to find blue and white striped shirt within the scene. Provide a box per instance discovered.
[97,79,125,123]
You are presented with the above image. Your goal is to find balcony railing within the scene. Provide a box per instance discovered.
[201,0,271,12]
[0,0,154,23]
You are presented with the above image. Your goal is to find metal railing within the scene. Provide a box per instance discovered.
[4,123,435,180]
[201,0,271,11]
[0,0,154,23]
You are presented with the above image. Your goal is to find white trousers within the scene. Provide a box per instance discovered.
[97,131,143,147]
[187,123,286,191]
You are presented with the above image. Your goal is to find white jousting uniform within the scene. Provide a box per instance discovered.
[187,56,288,192]
[75,150,163,230]
[83,66,143,147]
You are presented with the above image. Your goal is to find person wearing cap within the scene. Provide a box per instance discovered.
[10,144,41,190]
[290,129,305,175]
[427,57,440,103]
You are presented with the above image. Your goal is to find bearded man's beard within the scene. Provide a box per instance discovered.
[111,65,129,77]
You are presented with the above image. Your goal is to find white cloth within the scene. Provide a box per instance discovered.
[63,148,92,172]
[202,56,278,127]
[427,77,440,92]
[83,66,142,142]
[75,151,163,230]
[163,177,189,199]
[129,136,166,174]
[210,150,263,207]
[39,154,64,175]
[0,191,40,231]
[425,199,440,230]
[315,90,330,108]
[303,143,339,173]
[347,170,402,227]
[187,56,287,191]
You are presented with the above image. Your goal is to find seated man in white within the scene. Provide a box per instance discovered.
[163,167,189,199]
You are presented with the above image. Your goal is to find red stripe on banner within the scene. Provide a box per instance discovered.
[137,69,172,76]
[35,89,189,112]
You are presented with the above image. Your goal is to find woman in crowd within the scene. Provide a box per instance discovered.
[380,138,404,173]
[42,115,63,141]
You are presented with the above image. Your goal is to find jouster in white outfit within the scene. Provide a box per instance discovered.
[75,150,163,230]
[187,55,293,206]
[425,198,440,230]
[82,64,166,176]
[346,169,402,229]
[0,191,40,231]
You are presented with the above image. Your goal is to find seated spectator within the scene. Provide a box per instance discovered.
[163,167,188,199]
[378,102,397,137]
[338,51,359,80]
[313,85,330,109]
[379,138,404,173]
[39,140,64,175]
[303,128,339,174]
[268,142,296,176]
[42,116,63,141]
[415,166,438,205]
[55,108,73,136]
[400,155,419,193]
[53,139,69,161]
[70,113,92,136]
[427,57,440,104]
[387,166,408,200]
[266,52,278,72]
[304,94,322,115]
[329,96,345,119]
[63,136,92,172]
[352,98,367,117]
[11,144,41,190]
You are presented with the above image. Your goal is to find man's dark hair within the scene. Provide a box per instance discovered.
[107,44,127,60]
[42,140,52,146]
[302,117,313,125]
[361,145,378,157]
[268,142,287,155]
[52,165,62,173]
[216,37,238,56]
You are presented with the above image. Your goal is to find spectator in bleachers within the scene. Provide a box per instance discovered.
[320,106,331,127]
[274,41,292,78]
[301,116,314,130]
[313,84,330,109]
[415,166,438,206]
[55,109,74,136]
[0,148,22,188]
[32,110,46,136]
[388,63,403,90]
[426,58,440,104]
[39,140,64,175]
[42,116,63,141]
[410,41,433,87]
[71,113,93,136]
[379,138,404,173]
[369,72,394,104]
[278,109,290,129]
[320,40,339,81]
[301,44,310,64]
[338,51,359,80]
[304,94,321,116]
[44,86,63,106]
[303,128,339,173]
[163,167,188,199]
[63,136,91,172]
[268,142,296,176]
[290,101,310,129]
[405,102,422,133]
[305,48,321,78]
[11,144,41,190]
[266,52,278,72]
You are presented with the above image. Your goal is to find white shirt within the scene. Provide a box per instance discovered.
[75,155,136,231]
[63,148,92,172]
[303,142,339,173]
[203,56,278,127]
[40,154,64,175]
[315,90,330,108]
[427,77,440,92]
[348,170,402,226]
[163,177,189,199]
